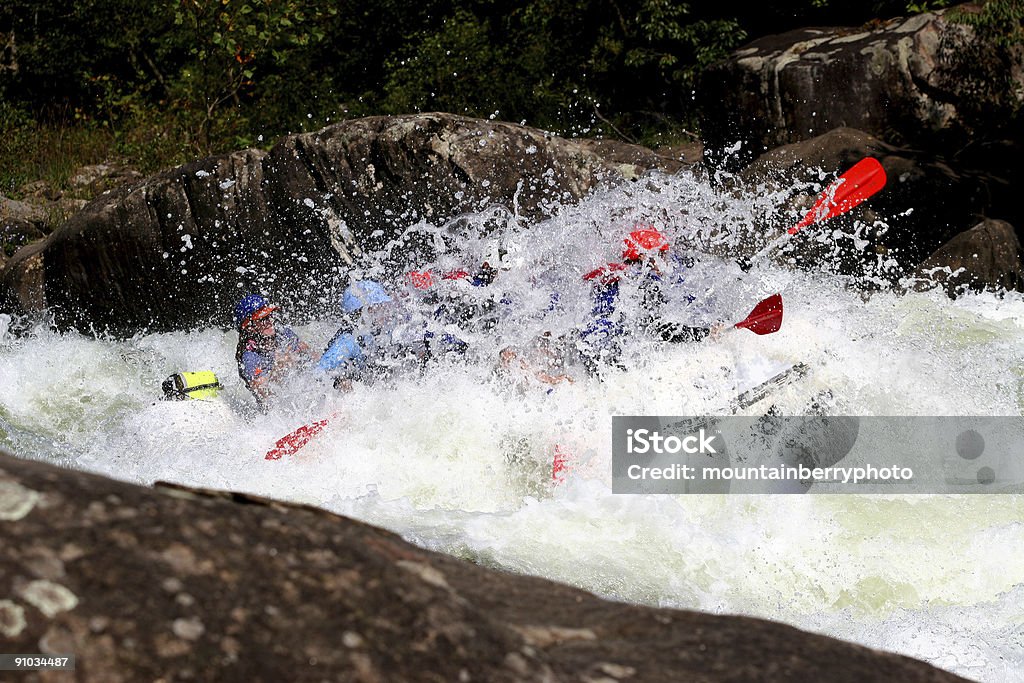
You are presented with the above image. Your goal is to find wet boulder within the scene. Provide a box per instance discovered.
[1,148,274,334]
[0,194,49,268]
[66,163,143,197]
[700,4,1024,166]
[0,451,970,682]
[913,218,1024,296]
[0,114,679,335]
[700,3,1024,263]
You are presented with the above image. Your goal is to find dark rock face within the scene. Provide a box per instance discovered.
[914,218,1023,296]
[700,6,1023,166]
[0,451,969,682]
[262,114,681,256]
[2,149,276,334]
[0,114,678,336]
[699,4,1024,289]
[0,195,49,269]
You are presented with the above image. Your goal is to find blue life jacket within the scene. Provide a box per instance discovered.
[318,330,367,375]
[319,320,432,383]
[238,328,304,384]
[583,255,693,329]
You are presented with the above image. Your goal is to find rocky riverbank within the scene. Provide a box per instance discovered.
[0,451,971,682]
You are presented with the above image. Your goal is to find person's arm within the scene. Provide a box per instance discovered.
[280,327,317,364]
[319,331,366,389]
[499,346,574,386]
[248,371,273,401]
[652,319,729,343]
[534,369,574,385]
[240,352,274,408]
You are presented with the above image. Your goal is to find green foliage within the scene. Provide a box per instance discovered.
[334,0,752,141]
[380,9,513,117]
[2,0,995,193]
[950,0,1024,48]
[904,1,952,13]
[942,0,1024,127]
[0,114,112,196]
[169,0,338,153]
[626,1,746,86]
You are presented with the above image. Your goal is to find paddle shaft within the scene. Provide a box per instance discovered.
[743,157,886,270]
[664,362,811,433]
[743,233,791,271]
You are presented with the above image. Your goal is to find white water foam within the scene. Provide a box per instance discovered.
[2,170,1022,681]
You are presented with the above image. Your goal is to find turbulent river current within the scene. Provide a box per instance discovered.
[2,168,1022,681]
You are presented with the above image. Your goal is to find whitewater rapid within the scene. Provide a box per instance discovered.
[2,170,1022,681]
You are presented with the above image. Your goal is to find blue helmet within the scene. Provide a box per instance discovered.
[234,294,278,329]
[341,280,392,313]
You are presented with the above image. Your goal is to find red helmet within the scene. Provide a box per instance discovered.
[622,225,669,262]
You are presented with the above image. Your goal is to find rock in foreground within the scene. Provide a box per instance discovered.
[0,452,969,682]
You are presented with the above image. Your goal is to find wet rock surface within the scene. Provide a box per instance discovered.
[0,114,678,336]
[700,5,1023,164]
[700,3,1023,289]
[914,218,1024,296]
[0,451,970,682]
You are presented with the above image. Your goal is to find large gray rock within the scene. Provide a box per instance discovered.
[0,451,969,682]
[66,163,143,197]
[0,194,49,269]
[0,193,48,226]
[260,113,679,266]
[698,4,1023,244]
[0,114,679,335]
[700,5,1024,165]
[1,148,275,334]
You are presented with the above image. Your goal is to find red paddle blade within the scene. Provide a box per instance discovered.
[788,157,887,235]
[265,418,331,460]
[552,444,571,484]
[734,293,783,335]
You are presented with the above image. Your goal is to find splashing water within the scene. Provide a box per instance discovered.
[2,170,1023,682]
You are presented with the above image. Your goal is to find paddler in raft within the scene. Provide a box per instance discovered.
[233,294,317,410]
[319,279,466,390]
[577,224,726,375]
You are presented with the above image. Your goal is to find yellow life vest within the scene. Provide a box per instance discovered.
[162,371,223,401]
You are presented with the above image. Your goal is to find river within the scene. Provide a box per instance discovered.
[2,168,1021,681]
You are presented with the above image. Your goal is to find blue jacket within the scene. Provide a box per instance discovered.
[237,328,306,384]
[319,321,436,384]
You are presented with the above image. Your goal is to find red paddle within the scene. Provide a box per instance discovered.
[552,444,570,483]
[265,413,339,460]
[787,157,887,235]
[733,293,783,335]
[745,157,888,268]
